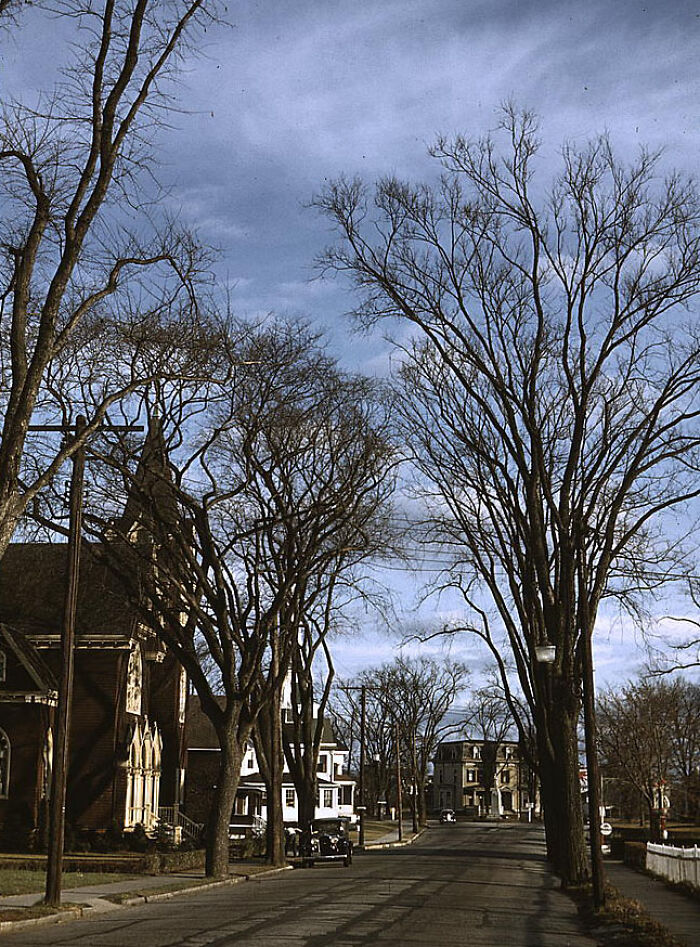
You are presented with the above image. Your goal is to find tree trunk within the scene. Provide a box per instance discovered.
[297,768,317,831]
[266,686,285,866]
[416,774,428,827]
[649,801,662,842]
[410,790,418,833]
[205,733,243,879]
[0,494,20,565]
[537,696,588,887]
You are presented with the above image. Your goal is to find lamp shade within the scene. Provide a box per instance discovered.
[534,643,557,664]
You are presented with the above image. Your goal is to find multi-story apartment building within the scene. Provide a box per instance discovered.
[432,738,537,818]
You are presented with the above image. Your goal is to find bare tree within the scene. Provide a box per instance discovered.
[246,349,397,853]
[332,680,396,817]
[336,655,467,829]
[84,319,395,875]
[597,678,700,837]
[0,0,221,559]
[650,579,700,674]
[384,656,468,829]
[315,106,700,885]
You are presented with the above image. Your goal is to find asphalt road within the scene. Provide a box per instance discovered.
[3,823,598,946]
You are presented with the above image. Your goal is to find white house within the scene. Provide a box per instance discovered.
[185,680,355,830]
[236,677,355,824]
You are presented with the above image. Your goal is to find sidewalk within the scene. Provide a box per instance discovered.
[605,860,700,947]
[362,821,422,848]
[0,863,285,931]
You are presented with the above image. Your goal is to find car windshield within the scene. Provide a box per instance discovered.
[313,820,345,834]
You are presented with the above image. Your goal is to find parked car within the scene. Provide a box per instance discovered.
[440,808,456,823]
[299,818,353,867]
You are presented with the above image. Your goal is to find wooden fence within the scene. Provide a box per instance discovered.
[646,842,700,888]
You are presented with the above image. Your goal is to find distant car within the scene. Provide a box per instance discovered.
[300,818,353,867]
[440,808,456,823]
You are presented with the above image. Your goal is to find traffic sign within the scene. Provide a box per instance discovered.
[600,822,613,837]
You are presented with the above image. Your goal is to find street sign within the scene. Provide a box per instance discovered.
[600,823,613,837]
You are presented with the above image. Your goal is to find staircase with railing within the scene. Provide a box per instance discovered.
[157,805,204,843]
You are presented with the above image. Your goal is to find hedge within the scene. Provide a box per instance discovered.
[0,849,205,874]
[623,841,647,870]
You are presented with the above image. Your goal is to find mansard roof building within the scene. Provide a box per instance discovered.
[433,738,539,820]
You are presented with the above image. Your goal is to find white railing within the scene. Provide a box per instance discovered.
[158,805,204,842]
[646,842,700,888]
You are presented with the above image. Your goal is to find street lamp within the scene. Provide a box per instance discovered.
[534,633,606,910]
[534,642,557,664]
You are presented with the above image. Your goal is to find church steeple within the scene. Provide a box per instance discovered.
[119,414,179,542]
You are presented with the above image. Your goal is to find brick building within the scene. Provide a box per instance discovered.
[0,423,188,845]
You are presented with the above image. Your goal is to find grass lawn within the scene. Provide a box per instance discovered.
[0,868,140,896]
[611,821,700,842]
[358,820,403,843]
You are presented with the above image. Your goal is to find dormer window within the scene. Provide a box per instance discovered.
[126,645,143,715]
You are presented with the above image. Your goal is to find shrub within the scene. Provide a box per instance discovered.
[623,841,647,870]
[0,804,35,853]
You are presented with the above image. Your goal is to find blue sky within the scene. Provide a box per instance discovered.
[3,0,700,687]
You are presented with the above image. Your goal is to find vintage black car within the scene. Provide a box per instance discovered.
[299,818,353,867]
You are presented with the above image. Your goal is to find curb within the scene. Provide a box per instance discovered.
[360,827,427,852]
[122,864,294,905]
[0,905,85,935]
[0,864,294,933]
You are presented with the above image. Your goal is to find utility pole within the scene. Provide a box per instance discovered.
[32,417,141,907]
[581,626,605,911]
[395,719,403,842]
[44,416,86,907]
[359,685,366,848]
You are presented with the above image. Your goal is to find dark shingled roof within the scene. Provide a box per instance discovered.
[0,544,138,638]
[282,718,345,748]
[185,696,346,751]
[185,696,225,749]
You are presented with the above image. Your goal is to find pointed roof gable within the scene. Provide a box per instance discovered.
[0,622,58,697]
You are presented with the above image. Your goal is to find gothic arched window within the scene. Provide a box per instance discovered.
[0,728,10,798]
[125,645,143,715]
